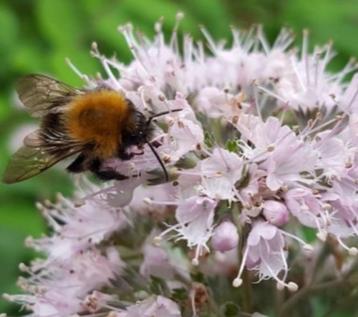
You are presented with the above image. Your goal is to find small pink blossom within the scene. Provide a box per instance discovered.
[199,147,244,200]
[158,196,217,266]
[233,221,298,291]
[116,296,181,317]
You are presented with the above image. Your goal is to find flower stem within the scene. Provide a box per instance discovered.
[241,269,253,313]
[278,259,358,316]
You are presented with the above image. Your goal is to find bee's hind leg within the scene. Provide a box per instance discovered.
[89,158,129,181]
[67,153,87,173]
[94,170,129,181]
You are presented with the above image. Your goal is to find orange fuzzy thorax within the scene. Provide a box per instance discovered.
[65,90,131,158]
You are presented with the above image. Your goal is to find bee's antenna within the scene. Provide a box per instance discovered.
[146,141,169,181]
[145,108,182,181]
[146,108,183,126]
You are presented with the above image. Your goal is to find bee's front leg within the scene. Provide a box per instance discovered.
[118,150,135,160]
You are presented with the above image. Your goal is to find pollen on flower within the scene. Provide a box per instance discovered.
[192,258,200,266]
[348,247,358,256]
[143,197,153,205]
[317,231,328,241]
[153,236,162,246]
[232,278,243,288]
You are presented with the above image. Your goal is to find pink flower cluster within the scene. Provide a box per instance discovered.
[5,15,358,317]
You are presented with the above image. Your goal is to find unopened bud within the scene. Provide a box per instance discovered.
[211,221,239,252]
[263,200,289,226]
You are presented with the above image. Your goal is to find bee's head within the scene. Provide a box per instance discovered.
[122,107,182,181]
[124,110,152,146]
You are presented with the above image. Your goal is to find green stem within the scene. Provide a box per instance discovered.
[278,259,358,317]
[242,269,253,313]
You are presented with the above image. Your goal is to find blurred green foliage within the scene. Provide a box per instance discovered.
[0,0,357,316]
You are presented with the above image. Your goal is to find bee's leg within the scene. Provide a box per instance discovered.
[118,150,134,160]
[67,153,87,173]
[89,158,129,181]
[94,170,130,181]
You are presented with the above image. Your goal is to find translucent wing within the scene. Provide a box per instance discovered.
[2,144,82,184]
[16,74,82,117]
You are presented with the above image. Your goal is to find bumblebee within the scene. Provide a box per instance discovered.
[2,74,177,184]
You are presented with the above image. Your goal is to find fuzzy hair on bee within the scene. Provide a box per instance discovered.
[2,74,179,184]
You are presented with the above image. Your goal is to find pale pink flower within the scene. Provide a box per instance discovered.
[163,96,204,162]
[195,87,245,119]
[273,35,356,111]
[313,131,349,179]
[285,187,329,241]
[140,236,190,282]
[339,73,358,114]
[29,192,127,263]
[6,248,122,317]
[129,182,177,217]
[116,296,181,317]
[158,196,217,266]
[236,116,317,190]
[323,177,358,255]
[233,221,298,291]
[199,147,244,200]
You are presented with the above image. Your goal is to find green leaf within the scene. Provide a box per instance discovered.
[50,49,100,86]
[91,6,133,63]
[220,301,241,316]
[120,0,199,36]
[182,0,232,39]
[13,41,51,73]
[226,139,239,153]
[0,4,18,56]
[0,202,45,312]
[302,227,317,243]
[172,287,188,301]
[204,131,216,149]
[281,0,358,68]
[0,201,44,236]
[0,96,10,121]
[148,276,169,295]
[36,0,86,48]
[0,228,31,312]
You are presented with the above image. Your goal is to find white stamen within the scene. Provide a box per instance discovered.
[232,246,250,288]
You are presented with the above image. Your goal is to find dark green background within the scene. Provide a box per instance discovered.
[0,0,357,316]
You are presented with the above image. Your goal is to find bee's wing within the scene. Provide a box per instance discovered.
[2,143,82,184]
[16,74,82,117]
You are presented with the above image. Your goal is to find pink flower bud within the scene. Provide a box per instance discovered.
[211,221,239,252]
[263,200,289,226]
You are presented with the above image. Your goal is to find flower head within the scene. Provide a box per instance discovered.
[5,16,358,317]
